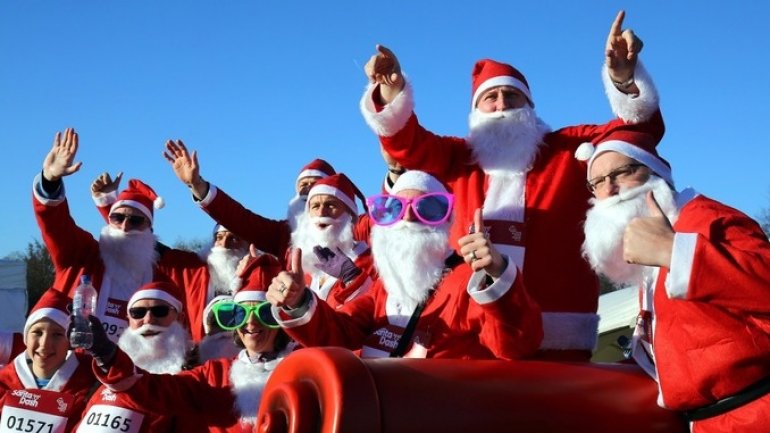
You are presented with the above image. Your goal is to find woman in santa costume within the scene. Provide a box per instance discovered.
[0,290,98,433]
[80,262,295,433]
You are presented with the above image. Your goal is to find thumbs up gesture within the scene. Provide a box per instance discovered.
[623,191,675,268]
[267,248,307,309]
[457,208,506,278]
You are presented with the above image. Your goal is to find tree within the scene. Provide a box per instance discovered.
[759,207,770,239]
[8,240,54,310]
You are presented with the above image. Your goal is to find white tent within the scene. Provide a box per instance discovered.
[0,259,28,332]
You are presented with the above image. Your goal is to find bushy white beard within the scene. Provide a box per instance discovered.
[466,106,549,175]
[291,213,355,278]
[370,220,451,312]
[582,177,678,287]
[99,226,158,287]
[286,195,307,232]
[207,246,246,295]
[197,332,241,363]
[118,322,191,374]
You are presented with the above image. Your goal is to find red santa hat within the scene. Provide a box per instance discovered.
[471,59,533,109]
[233,255,281,303]
[109,179,165,225]
[391,170,448,195]
[574,128,674,186]
[128,281,184,313]
[296,158,336,186]
[24,290,71,344]
[306,173,366,217]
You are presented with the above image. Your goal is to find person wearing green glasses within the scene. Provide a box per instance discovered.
[77,264,294,433]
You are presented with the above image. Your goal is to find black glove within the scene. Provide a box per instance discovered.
[69,315,117,367]
[313,246,362,283]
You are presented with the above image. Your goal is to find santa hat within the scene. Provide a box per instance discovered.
[471,59,533,109]
[296,159,336,186]
[575,128,674,186]
[128,281,184,313]
[391,170,448,195]
[202,295,233,335]
[24,290,71,344]
[306,173,366,217]
[109,179,165,225]
[233,255,281,303]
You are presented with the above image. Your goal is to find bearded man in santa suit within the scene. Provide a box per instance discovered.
[579,128,770,432]
[267,170,543,360]
[359,11,663,360]
[76,281,211,433]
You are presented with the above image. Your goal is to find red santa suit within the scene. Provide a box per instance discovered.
[631,192,770,432]
[277,255,542,360]
[360,63,662,356]
[33,177,199,341]
[0,351,97,433]
[88,345,292,433]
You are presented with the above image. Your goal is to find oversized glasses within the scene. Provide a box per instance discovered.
[366,192,454,226]
[128,305,172,320]
[109,213,148,228]
[586,164,646,192]
[211,301,279,330]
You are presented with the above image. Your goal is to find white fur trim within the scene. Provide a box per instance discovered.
[307,184,357,215]
[24,308,70,344]
[154,196,165,209]
[234,290,267,303]
[603,61,659,123]
[574,142,595,162]
[92,190,118,207]
[32,173,66,206]
[587,140,674,186]
[297,169,330,183]
[110,200,154,224]
[128,289,183,312]
[666,232,697,300]
[392,170,447,194]
[272,294,318,328]
[360,79,415,137]
[540,312,599,351]
[472,76,532,109]
[198,184,219,207]
[467,257,518,304]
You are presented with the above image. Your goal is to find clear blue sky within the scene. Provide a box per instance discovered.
[2,1,769,258]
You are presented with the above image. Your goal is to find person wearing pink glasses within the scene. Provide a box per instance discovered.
[266,170,543,360]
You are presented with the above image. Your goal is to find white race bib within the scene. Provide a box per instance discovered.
[76,405,143,433]
[0,389,72,433]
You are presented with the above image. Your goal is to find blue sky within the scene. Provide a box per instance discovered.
[2,1,769,258]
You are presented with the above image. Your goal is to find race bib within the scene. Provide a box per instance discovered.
[76,405,143,433]
[361,324,405,358]
[0,389,73,433]
[99,298,129,342]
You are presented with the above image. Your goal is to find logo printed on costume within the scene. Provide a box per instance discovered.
[56,397,68,414]
[105,298,127,319]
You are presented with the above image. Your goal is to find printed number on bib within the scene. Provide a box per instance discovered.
[76,405,142,433]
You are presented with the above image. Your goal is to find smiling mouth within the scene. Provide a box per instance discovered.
[141,331,161,337]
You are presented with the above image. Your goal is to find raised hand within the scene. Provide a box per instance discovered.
[457,208,506,277]
[235,244,262,278]
[605,10,643,86]
[364,44,405,104]
[267,248,306,309]
[91,171,123,195]
[43,128,82,181]
[162,139,208,199]
[313,246,362,283]
[623,191,675,268]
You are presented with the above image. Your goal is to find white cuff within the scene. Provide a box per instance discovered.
[197,184,219,207]
[360,79,415,137]
[32,173,66,206]
[273,294,318,328]
[603,61,659,123]
[92,190,118,208]
[467,256,518,305]
[666,232,697,299]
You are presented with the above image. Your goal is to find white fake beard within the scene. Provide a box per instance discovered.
[467,106,548,175]
[207,246,246,296]
[197,332,241,363]
[230,349,288,423]
[371,220,450,312]
[291,213,355,278]
[99,226,158,285]
[286,195,307,232]
[118,322,191,374]
[582,177,678,286]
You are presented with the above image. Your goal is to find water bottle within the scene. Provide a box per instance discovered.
[70,275,97,349]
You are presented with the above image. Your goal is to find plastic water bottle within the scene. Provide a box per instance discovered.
[70,275,97,349]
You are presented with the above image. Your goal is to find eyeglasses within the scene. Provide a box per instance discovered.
[211,301,279,330]
[109,213,148,228]
[128,305,173,320]
[366,192,454,226]
[586,164,646,192]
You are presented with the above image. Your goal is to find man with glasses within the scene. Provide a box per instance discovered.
[266,170,542,360]
[358,11,663,360]
[578,128,770,430]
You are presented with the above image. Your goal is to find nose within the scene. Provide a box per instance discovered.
[403,203,418,222]
[319,206,332,218]
[114,219,131,232]
[596,178,620,198]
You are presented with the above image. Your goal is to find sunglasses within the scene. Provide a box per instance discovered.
[366,192,454,226]
[109,213,148,228]
[211,301,279,330]
[128,305,172,320]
